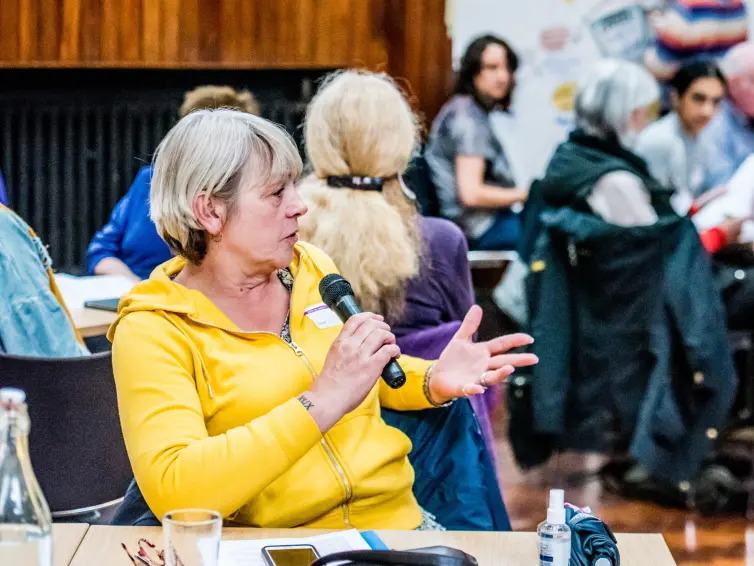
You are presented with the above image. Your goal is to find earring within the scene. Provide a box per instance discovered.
[210,233,223,244]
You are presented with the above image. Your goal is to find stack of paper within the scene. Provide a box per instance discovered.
[54,273,136,310]
[693,156,754,241]
[219,530,378,566]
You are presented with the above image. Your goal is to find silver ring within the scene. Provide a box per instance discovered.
[479,372,489,390]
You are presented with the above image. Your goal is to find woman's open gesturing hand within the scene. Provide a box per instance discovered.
[428,305,538,405]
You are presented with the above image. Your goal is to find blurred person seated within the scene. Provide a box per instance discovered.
[0,204,88,357]
[296,70,505,518]
[636,61,726,204]
[109,109,537,529]
[87,86,260,282]
[700,42,754,189]
[426,35,528,251]
[514,60,738,514]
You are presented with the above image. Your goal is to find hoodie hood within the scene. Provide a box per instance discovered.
[537,129,656,209]
[108,242,332,341]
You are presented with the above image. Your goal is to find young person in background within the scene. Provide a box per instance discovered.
[426,35,528,251]
[636,62,726,205]
[87,86,259,282]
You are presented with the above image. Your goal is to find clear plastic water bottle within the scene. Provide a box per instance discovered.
[0,388,52,566]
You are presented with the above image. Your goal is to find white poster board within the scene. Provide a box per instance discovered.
[452,0,754,186]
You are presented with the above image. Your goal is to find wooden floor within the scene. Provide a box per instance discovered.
[494,414,752,566]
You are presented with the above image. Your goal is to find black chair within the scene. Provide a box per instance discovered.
[403,147,441,218]
[0,351,132,522]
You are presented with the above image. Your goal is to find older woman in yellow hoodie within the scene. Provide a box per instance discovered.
[110,108,537,530]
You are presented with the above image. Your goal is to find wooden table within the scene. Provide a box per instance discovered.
[68,526,677,565]
[71,307,118,338]
[53,523,89,566]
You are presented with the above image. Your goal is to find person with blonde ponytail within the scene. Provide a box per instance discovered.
[298,72,513,530]
[299,70,476,338]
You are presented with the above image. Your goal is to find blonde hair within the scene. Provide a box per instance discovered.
[151,109,302,264]
[180,85,260,117]
[298,70,421,321]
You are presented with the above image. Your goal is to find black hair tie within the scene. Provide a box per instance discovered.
[326,175,385,191]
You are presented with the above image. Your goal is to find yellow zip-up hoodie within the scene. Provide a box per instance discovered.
[109,242,434,529]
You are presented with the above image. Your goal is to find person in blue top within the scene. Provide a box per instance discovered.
[87,85,259,281]
[699,42,754,188]
[0,169,8,206]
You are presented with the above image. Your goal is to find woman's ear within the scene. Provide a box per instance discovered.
[192,193,227,236]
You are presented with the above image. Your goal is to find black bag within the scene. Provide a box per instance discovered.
[311,546,478,566]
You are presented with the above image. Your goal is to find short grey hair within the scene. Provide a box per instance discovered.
[719,42,754,79]
[575,59,660,141]
[150,109,303,264]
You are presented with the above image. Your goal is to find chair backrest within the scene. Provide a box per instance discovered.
[0,352,132,515]
[403,148,441,218]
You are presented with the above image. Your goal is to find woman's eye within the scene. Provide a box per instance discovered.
[273,186,285,197]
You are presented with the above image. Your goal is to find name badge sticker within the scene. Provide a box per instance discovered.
[304,302,343,329]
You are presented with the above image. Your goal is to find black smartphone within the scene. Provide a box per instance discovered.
[83,298,120,312]
[261,544,320,566]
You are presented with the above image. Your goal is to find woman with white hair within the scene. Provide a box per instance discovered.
[109,108,537,529]
[517,59,739,514]
[566,59,664,226]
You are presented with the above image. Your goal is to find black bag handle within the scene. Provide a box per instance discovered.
[311,549,476,566]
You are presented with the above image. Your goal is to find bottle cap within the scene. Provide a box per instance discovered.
[547,489,566,525]
[0,388,26,405]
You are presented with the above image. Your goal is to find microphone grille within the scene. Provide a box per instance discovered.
[319,274,354,308]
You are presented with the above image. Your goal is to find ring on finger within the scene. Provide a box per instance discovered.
[461,384,473,397]
[479,372,489,390]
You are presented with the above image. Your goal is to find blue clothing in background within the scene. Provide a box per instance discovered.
[0,169,7,206]
[87,166,172,280]
[700,100,754,188]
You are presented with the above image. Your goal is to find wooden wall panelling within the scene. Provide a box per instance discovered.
[120,0,142,62]
[197,0,220,63]
[162,0,181,62]
[59,0,81,62]
[39,0,61,61]
[101,0,120,61]
[0,0,453,121]
[18,0,37,62]
[179,0,200,62]
[0,0,20,61]
[79,0,101,61]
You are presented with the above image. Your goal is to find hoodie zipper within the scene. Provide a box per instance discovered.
[288,338,352,526]
[183,315,353,526]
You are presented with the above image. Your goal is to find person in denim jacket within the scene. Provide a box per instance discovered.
[0,205,88,357]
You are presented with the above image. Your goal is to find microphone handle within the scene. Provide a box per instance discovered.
[332,296,406,389]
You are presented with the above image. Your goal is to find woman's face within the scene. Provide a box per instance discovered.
[217,158,308,272]
[473,43,513,102]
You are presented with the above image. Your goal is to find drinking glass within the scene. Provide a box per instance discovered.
[163,509,222,566]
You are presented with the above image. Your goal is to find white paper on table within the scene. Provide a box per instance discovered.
[693,156,754,241]
[218,529,371,566]
[54,273,136,310]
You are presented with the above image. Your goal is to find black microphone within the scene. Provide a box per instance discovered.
[319,274,406,389]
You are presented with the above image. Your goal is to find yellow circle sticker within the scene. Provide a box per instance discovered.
[553,82,577,112]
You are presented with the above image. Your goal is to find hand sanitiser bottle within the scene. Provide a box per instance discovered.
[538,489,571,566]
